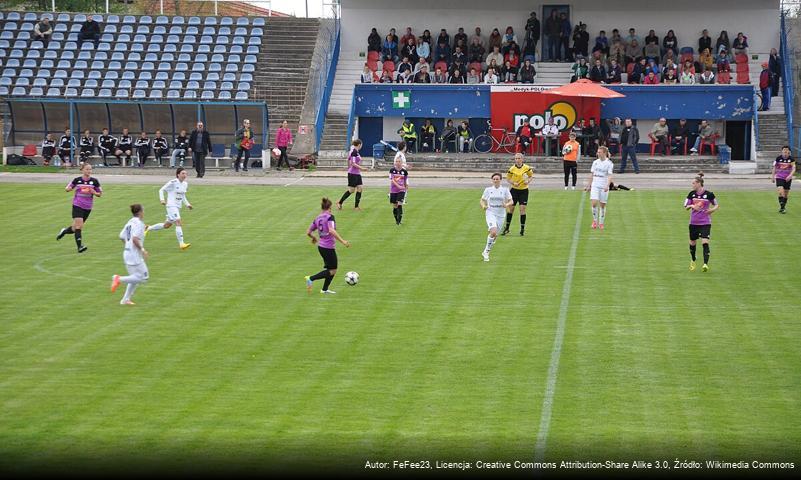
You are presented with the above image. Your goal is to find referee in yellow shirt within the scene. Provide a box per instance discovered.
[503,152,534,236]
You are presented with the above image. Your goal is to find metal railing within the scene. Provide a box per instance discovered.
[780,8,796,155]
[307,6,340,152]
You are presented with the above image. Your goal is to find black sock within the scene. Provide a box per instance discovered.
[504,213,513,230]
[322,272,334,291]
[520,214,526,231]
[779,196,784,207]
[74,229,83,248]
[64,226,74,235]
[339,190,352,205]
[355,192,362,207]
[689,244,696,261]
[393,207,399,223]
[310,269,328,281]
[702,243,710,264]
[397,205,403,223]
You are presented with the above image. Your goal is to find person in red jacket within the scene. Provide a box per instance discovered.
[275,120,294,170]
[759,62,771,111]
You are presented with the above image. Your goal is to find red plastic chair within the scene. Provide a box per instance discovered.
[382,60,396,73]
[469,61,482,74]
[367,51,379,61]
[434,61,448,73]
[366,59,378,71]
[699,134,720,154]
[649,134,670,155]
[22,144,38,156]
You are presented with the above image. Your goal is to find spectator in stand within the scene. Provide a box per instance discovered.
[698,68,715,84]
[485,45,503,70]
[170,129,189,168]
[41,133,56,167]
[397,56,414,83]
[571,56,589,82]
[501,26,518,55]
[524,12,540,59]
[437,29,450,48]
[420,29,432,47]
[629,57,647,84]
[716,49,731,73]
[769,48,782,97]
[698,29,712,54]
[606,58,622,83]
[571,118,586,140]
[420,119,436,153]
[484,67,499,84]
[449,68,466,84]
[624,39,641,66]
[715,31,730,56]
[79,129,95,164]
[609,40,625,67]
[516,118,534,155]
[732,32,748,56]
[593,30,609,57]
[662,30,678,57]
[605,117,623,154]
[487,58,501,76]
[501,61,516,82]
[504,49,520,72]
[671,119,691,154]
[698,48,714,72]
[401,38,418,65]
[458,120,473,153]
[690,120,716,155]
[417,37,430,63]
[34,16,53,48]
[643,70,660,84]
[589,58,606,83]
[275,120,294,169]
[454,27,468,49]
[380,69,394,83]
[435,40,451,67]
[610,28,623,46]
[79,15,101,48]
[662,68,678,84]
[368,28,382,52]
[644,29,659,48]
[388,28,398,45]
[471,27,485,49]
[97,128,118,166]
[545,10,562,61]
[624,28,640,49]
[361,64,375,83]
[619,118,640,174]
[541,117,560,156]
[413,57,429,74]
[759,62,772,111]
[414,65,432,83]
[433,66,447,84]
[662,49,678,71]
[680,68,696,84]
[153,130,169,168]
[188,122,211,178]
[451,46,467,72]
[469,37,485,63]
[440,119,458,153]
[519,59,536,83]
[572,23,589,59]
[134,131,150,168]
[643,39,661,63]
[488,28,502,53]
[116,128,133,165]
[466,67,481,84]
[559,13,572,61]
[381,34,398,63]
[649,118,670,155]
[647,57,660,75]
[584,118,601,157]
[400,27,415,47]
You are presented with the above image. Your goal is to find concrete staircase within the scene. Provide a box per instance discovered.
[318,50,363,155]
[756,112,789,173]
[253,17,320,146]
[319,112,349,154]
[532,62,573,84]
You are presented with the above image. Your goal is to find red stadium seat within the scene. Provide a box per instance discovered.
[434,60,448,72]
[366,59,378,71]
[648,134,670,156]
[382,60,395,73]
[22,144,37,156]
[680,53,694,64]
[367,51,379,61]
[699,133,720,155]
[469,61,482,73]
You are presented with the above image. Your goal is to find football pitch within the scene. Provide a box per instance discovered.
[0,182,799,475]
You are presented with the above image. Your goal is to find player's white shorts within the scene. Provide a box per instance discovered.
[124,262,149,283]
[485,211,505,231]
[590,186,609,203]
[166,206,182,222]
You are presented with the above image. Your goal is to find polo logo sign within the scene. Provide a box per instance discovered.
[392,91,411,109]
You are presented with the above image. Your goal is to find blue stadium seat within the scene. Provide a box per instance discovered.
[50,32,63,42]
[251,28,263,37]
[10,49,23,58]
[70,70,85,79]
[197,44,211,54]
[132,89,146,98]
[188,17,201,26]
[85,79,99,88]
[101,79,115,89]
[20,22,34,32]
[217,36,230,45]
[155,72,168,81]
[30,40,44,49]
[186,26,199,36]
[134,34,147,43]
[180,44,193,53]
[200,35,213,44]
[99,88,112,97]
[9,85,25,96]
[167,89,180,99]
[140,15,153,25]
[211,53,224,63]
[44,50,58,60]
[74,13,87,23]
[252,17,264,27]
[236,17,249,26]
[175,62,188,71]
[80,41,95,50]
[125,61,138,70]
[107,14,120,24]
[78,51,92,60]
[157,62,171,71]
[192,63,205,72]
[189,72,203,81]
[30,86,44,96]
[19,67,33,77]
[3,22,18,31]
[162,53,175,62]
[213,45,227,54]
[222,72,236,82]
[24,12,38,21]
[56,59,71,69]
[151,34,164,43]
[152,80,166,89]
[246,46,258,55]
[0,39,8,48]
[172,16,185,25]
[0,86,8,95]
[220,81,233,91]
[65,87,78,96]
[81,88,95,97]
[36,69,51,78]
[115,88,129,98]
[240,73,253,83]
[0,32,11,41]
[67,32,79,42]
[248,37,260,46]
[235,91,248,100]
[32,77,47,87]
[13,39,28,49]
[187,80,200,90]
[7,12,21,21]
[203,80,216,90]
[74,59,88,69]
[118,79,132,88]
[232,36,245,45]
[123,15,136,24]
[204,17,217,26]
[70,24,82,33]
[230,45,244,54]
[5,58,20,68]
[218,91,232,100]
[121,71,135,80]
[169,80,183,89]
[183,34,197,44]
[220,17,233,26]
[244,54,257,64]
[111,52,125,61]
[149,89,163,99]
[131,43,144,52]
[208,63,221,72]
[183,90,197,99]
[50,78,64,87]
[147,44,161,53]
[24,53,39,63]
[202,26,215,36]
[164,44,177,53]
[139,71,152,80]
[177,53,191,62]
[53,24,66,33]
[219,27,231,36]
[67,78,81,88]
[120,25,133,34]
[144,52,157,62]
[166,34,180,44]
[234,27,247,36]
[56,13,70,22]
[94,51,109,61]
[241,64,255,73]
[105,71,119,80]
[91,60,104,69]
[128,52,142,62]
[15,77,30,87]
[153,25,167,35]
[88,71,102,80]
[40,59,55,68]
[64,42,77,51]
[156,16,169,25]
[168,27,182,36]
[104,25,117,34]
[207,72,220,81]
[114,43,129,52]
[135,80,148,89]
[108,61,122,70]
[201,90,214,100]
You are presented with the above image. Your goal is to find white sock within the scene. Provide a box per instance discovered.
[175,226,184,244]
[592,206,598,222]
[485,235,496,252]
[148,223,165,231]
[122,283,137,302]
[600,207,606,225]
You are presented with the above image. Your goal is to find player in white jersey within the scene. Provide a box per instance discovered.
[480,173,513,262]
[584,146,614,230]
[110,204,149,305]
[145,167,192,250]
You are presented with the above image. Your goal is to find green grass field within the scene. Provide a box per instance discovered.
[0,183,799,475]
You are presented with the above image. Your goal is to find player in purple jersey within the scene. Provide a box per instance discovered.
[56,162,102,253]
[684,172,719,272]
[770,146,796,214]
[304,198,351,294]
[336,139,365,211]
[389,142,410,225]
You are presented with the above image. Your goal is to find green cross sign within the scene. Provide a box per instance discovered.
[392,91,411,109]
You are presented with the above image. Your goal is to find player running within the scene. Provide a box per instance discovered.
[145,167,192,250]
[480,173,514,262]
[336,139,364,210]
[304,197,351,294]
[389,144,409,225]
[111,204,149,305]
[585,146,614,229]
[770,146,795,214]
[56,162,102,253]
[502,152,534,236]
[684,172,719,272]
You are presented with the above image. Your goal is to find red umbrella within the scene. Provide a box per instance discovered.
[544,78,626,98]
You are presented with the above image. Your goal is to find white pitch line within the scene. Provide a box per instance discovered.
[534,191,585,462]
[283,175,306,187]
[33,254,99,283]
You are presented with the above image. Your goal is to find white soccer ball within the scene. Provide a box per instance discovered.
[345,271,360,286]
[562,144,573,154]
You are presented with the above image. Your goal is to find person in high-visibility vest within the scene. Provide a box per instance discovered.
[397,119,417,153]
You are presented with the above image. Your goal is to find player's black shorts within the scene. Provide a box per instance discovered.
[347,173,363,187]
[72,205,91,221]
[776,178,792,190]
[689,224,711,241]
[390,192,406,204]
[318,246,338,270]
[511,188,529,205]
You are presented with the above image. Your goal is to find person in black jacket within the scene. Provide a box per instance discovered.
[619,119,640,174]
[152,130,169,167]
[572,23,589,59]
[134,131,151,168]
[367,28,381,52]
[671,119,692,155]
[79,129,95,164]
[188,121,212,178]
[170,129,189,168]
[78,16,101,48]
[116,128,133,166]
[234,119,253,172]
[58,128,76,167]
[769,48,782,97]
[97,128,118,166]
[589,59,606,82]
[41,133,56,166]
[524,12,540,58]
